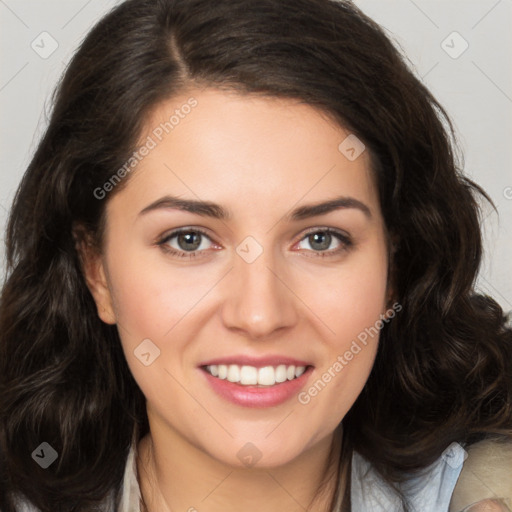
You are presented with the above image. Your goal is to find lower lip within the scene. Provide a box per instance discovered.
[200,366,314,408]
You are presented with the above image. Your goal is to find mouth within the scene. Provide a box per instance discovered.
[200,362,315,408]
[202,363,312,387]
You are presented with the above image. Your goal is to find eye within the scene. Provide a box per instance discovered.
[295,228,353,258]
[156,226,353,260]
[156,228,217,258]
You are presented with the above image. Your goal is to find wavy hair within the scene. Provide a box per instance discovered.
[1,0,511,510]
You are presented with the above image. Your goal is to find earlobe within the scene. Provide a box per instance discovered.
[88,259,117,325]
[74,231,117,325]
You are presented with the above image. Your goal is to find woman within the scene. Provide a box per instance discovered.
[1,0,511,511]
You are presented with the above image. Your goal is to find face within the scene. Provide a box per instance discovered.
[84,87,391,469]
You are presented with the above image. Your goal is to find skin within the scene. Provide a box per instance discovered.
[82,87,392,512]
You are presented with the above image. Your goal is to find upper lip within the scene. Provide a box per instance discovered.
[199,355,313,368]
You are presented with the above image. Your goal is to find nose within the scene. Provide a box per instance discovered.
[220,242,299,340]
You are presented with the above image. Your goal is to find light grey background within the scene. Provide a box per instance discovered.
[1,0,511,310]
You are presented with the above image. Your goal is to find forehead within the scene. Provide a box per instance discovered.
[107,87,380,224]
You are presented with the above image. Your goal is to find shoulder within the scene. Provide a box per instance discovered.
[449,436,512,512]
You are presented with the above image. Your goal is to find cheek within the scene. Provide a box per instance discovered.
[105,236,204,341]
[104,249,190,402]
[296,240,388,425]
[103,237,220,392]
[298,302,382,443]
[299,342,377,447]
[108,260,169,339]
[307,238,389,344]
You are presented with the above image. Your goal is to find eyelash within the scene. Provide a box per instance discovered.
[156,227,353,259]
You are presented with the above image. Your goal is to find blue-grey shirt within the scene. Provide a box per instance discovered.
[351,441,467,511]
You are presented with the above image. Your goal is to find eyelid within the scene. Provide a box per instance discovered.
[297,225,351,241]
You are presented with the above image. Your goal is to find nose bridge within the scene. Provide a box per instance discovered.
[221,235,298,338]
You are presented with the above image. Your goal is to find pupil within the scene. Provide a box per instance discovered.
[310,232,330,251]
[179,232,201,251]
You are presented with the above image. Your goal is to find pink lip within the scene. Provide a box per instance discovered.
[198,355,312,368]
[199,365,314,408]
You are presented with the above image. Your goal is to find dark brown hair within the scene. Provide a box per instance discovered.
[1,0,511,510]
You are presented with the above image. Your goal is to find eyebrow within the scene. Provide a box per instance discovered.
[138,194,372,221]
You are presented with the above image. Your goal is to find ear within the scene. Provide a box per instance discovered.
[74,227,117,325]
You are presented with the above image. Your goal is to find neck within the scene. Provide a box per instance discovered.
[136,421,346,512]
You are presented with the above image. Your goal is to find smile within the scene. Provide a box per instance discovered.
[204,364,308,387]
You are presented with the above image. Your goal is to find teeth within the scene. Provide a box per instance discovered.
[275,364,288,383]
[205,364,307,386]
[218,365,227,379]
[258,366,275,386]
[295,366,306,378]
[227,365,240,383]
[240,365,258,385]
